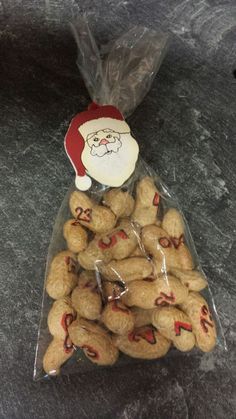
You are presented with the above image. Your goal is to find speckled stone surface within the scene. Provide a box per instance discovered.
[1,1,236,418]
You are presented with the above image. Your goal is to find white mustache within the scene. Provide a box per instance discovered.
[90,139,122,157]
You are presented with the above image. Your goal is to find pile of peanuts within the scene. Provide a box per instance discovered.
[43,177,217,376]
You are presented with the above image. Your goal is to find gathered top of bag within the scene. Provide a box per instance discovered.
[71,18,169,117]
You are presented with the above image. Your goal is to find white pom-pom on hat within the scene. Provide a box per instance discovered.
[75,174,92,191]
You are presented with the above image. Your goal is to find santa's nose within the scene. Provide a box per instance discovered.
[99,138,109,145]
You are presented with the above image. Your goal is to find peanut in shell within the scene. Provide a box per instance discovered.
[132,177,160,227]
[63,219,88,253]
[71,271,102,320]
[46,251,78,299]
[69,190,116,234]
[68,318,119,365]
[113,325,170,359]
[152,306,195,351]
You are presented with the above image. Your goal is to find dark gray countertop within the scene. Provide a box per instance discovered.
[1,1,236,418]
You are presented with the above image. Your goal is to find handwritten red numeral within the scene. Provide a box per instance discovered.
[159,235,184,249]
[75,206,91,222]
[174,321,192,336]
[200,305,214,333]
[171,234,184,249]
[64,256,76,273]
[98,229,128,250]
[128,327,156,345]
[153,192,160,206]
[61,313,75,353]
[155,292,175,306]
[159,237,172,248]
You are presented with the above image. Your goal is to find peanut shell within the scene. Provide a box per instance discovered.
[71,271,102,320]
[132,177,160,227]
[100,257,153,282]
[47,297,76,339]
[122,275,188,309]
[141,225,193,271]
[68,318,119,365]
[63,219,88,253]
[113,325,170,359]
[180,292,216,352]
[78,218,139,270]
[102,301,134,335]
[43,338,74,376]
[152,306,195,351]
[170,269,207,292]
[69,190,116,233]
[103,188,135,218]
[46,251,78,299]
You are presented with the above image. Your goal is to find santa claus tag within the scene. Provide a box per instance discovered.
[64,103,139,191]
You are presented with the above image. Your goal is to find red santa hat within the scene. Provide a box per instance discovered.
[64,103,129,190]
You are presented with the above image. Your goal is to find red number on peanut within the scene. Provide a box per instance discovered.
[200,305,214,333]
[174,321,192,336]
[155,292,175,306]
[75,206,91,222]
[98,229,128,250]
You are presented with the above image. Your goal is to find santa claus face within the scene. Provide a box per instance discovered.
[82,128,139,187]
[86,129,122,157]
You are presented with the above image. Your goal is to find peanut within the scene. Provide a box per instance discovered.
[63,219,88,253]
[43,337,74,376]
[122,275,188,309]
[152,306,195,351]
[69,190,116,233]
[102,301,134,334]
[103,188,135,218]
[180,292,216,352]
[170,269,207,292]
[141,225,193,272]
[162,208,184,238]
[100,257,153,282]
[46,251,78,299]
[113,325,170,359]
[78,218,139,270]
[47,297,76,339]
[68,318,119,365]
[132,177,160,226]
[71,271,102,320]
[162,209,194,270]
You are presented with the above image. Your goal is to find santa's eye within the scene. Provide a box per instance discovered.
[106,134,112,138]
[94,138,99,142]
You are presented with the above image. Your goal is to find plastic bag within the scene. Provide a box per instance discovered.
[34,18,225,381]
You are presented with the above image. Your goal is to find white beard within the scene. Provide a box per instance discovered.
[82,132,139,187]
[90,138,122,157]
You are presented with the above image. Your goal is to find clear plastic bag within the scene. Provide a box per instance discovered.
[34,18,226,381]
